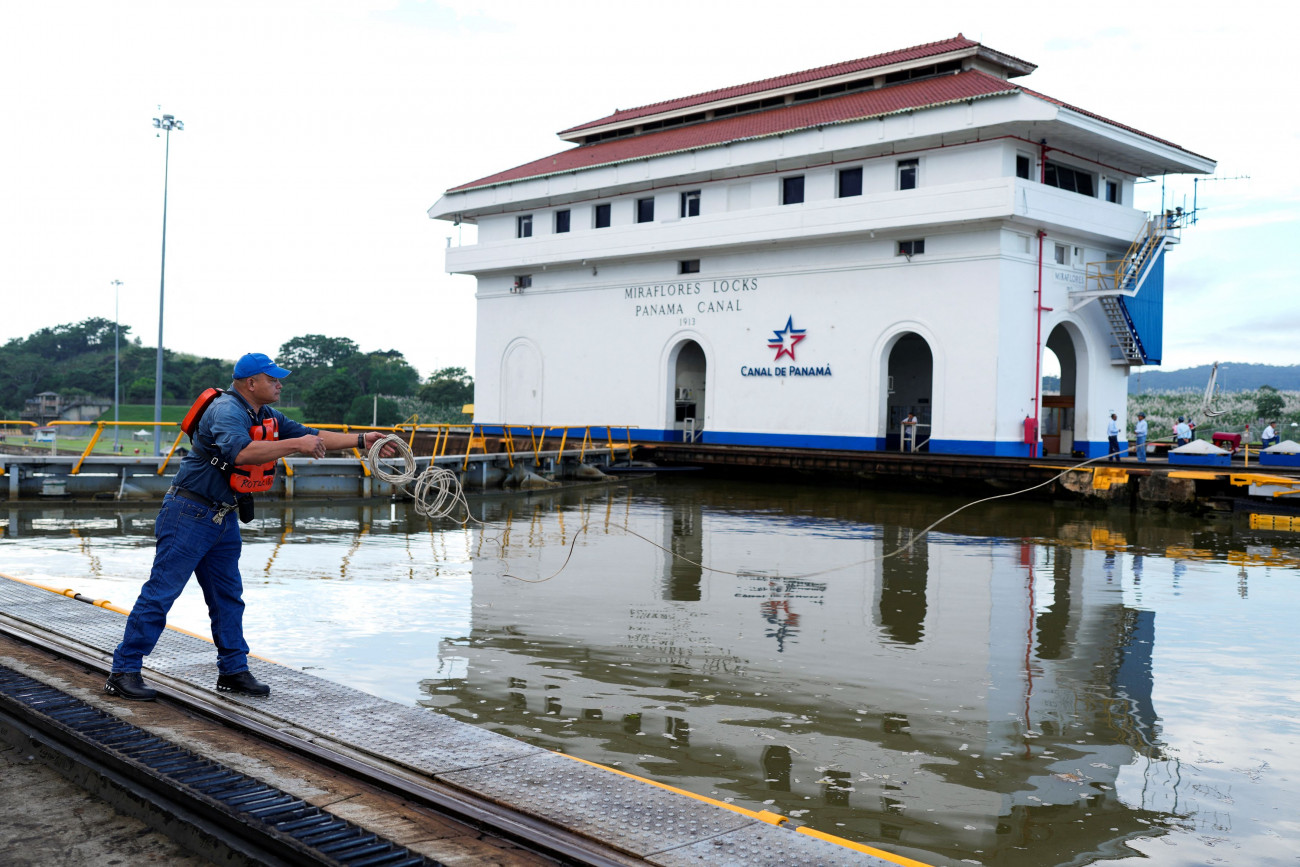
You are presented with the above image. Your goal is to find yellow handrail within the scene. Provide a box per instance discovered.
[71,422,106,474]
[462,425,640,465]
[158,430,187,475]
[462,424,489,471]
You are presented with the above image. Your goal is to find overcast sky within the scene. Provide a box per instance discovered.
[2,1,1294,384]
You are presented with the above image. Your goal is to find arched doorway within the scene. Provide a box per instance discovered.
[669,340,706,442]
[501,339,542,423]
[885,333,933,451]
[1042,325,1078,456]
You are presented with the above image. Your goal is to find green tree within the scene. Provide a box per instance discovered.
[188,360,230,395]
[125,375,155,402]
[418,367,474,407]
[278,334,361,403]
[277,334,360,371]
[304,371,356,423]
[1256,385,1285,420]
[345,395,403,427]
[344,351,420,397]
[0,352,48,412]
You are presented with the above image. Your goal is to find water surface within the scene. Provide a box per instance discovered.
[3,479,1298,866]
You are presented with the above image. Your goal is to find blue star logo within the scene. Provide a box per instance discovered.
[768,316,806,361]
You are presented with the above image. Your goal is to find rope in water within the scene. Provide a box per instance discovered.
[364,434,1146,583]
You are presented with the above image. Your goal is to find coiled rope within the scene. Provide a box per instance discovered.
[365,435,478,523]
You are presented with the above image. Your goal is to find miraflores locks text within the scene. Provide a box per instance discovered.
[624,278,758,318]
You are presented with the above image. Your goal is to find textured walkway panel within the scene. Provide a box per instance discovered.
[650,821,883,865]
[442,751,754,856]
[0,577,899,865]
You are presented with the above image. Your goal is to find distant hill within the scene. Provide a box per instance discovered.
[1043,365,1300,394]
[1127,364,1300,393]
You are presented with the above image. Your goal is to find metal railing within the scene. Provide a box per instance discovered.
[1079,214,1175,304]
[1,418,641,479]
[456,424,639,471]
[900,422,930,453]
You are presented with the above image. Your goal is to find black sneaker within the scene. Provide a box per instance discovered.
[104,672,158,701]
[216,670,270,697]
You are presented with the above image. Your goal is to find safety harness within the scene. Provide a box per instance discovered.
[181,388,279,521]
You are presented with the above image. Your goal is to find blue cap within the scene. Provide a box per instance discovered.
[233,353,291,379]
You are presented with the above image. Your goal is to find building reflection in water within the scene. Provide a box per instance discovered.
[874,523,927,646]
[663,500,702,602]
[404,484,1193,865]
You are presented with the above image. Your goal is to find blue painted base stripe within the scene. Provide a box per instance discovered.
[705,431,884,450]
[648,430,1109,457]
[480,426,1117,458]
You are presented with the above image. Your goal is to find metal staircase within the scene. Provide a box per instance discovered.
[1098,295,1143,363]
[1072,211,1182,365]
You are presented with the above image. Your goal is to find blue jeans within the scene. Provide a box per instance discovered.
[1136,434,1147,462]
[111,493,250,675]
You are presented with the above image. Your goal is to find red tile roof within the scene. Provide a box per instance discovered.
[446,70,1201,194]
[450,71,1017,192]
[560,34,991,135]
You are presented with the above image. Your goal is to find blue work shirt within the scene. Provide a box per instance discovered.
[173,390,316,506]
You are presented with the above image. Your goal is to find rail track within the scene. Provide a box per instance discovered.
[0,619,640,867]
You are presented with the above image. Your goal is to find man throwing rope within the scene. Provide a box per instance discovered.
[105,352,392,702]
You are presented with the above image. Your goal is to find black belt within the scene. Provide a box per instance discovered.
[168,486,237,523]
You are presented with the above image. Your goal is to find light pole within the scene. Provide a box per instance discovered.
[111,279,123,454]
[151,112,183,456]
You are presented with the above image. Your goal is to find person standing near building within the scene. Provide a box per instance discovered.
[1107,413,1122,462]
[902,411,918,452]
[1134,412,1148,463]
[1263,421,1278,448]
[1175,416,1192,447]
[105,353,394,702]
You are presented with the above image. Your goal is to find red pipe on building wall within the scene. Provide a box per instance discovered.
[1028,140,1052,459]
[1031,229,1045,459]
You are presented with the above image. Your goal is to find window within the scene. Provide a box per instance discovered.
[516,214,533,238]
[554,209,570,233]
[636,197,655,223]
[679,259,700,274]
[781,175,804,205]
[897,159,918,190]
[1016,154,1032,180]
[837,167,863,198]
[1105,180,1120,204]
[594,203,611,228]
[898,239,925,256]
[680,190,700,218]
[1043,161,1095,197]
[512,275,532,293]
[882,59,962,84]
[1054,244,1068,265]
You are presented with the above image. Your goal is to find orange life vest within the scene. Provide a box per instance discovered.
[184,389,280,495]
[227,416,279,494]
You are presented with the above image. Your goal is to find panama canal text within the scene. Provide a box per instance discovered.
[624,278,757,318]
